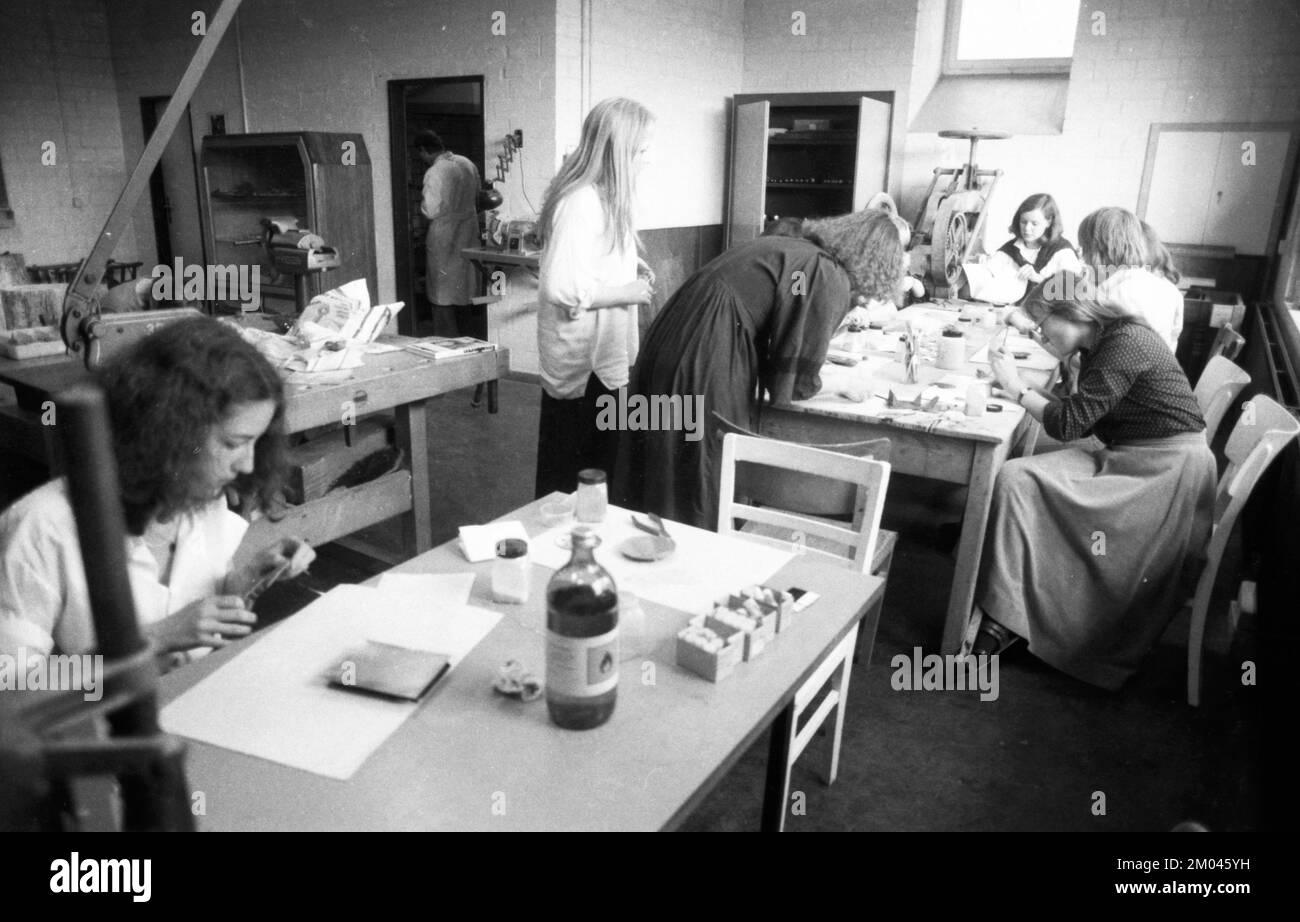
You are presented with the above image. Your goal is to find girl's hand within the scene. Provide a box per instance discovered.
[1016,265,1042,283]
[622,278,654,305]
[988,348,1025,395]
[1003,307,1035,334]
[228,537,315,598]
[146,596,256,651]
[636,257,656,288]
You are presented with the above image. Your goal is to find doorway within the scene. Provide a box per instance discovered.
[387,76,485,336]
[140,96,204,271]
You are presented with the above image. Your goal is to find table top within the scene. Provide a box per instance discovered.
[157,496,884,831]
[0,334,507,430]
[779,303,1055,445]
[462,247,540,268]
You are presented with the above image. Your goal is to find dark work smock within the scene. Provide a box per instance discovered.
[615,235,853,529]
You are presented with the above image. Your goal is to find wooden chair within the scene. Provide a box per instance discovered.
[1187,395,1299,705]
[717,431,891,830]
[1193,356,1251,445]
[711,411,897,585]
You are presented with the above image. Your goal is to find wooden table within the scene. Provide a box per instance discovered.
[763,304,1054,654]
[0,337,508,564]
[157,497,884,831]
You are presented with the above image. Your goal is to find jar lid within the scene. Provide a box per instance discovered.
[496,537,528,559]
[941,328,964,337]
[577,468,606,485]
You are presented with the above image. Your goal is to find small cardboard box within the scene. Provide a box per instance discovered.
[676,614,745,682]
[1183,287,1245,330]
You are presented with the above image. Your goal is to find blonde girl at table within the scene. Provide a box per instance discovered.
[534,97,655,497]
[965,273,1215,690]
[1078,206,1184,353]
[0,318,314,669]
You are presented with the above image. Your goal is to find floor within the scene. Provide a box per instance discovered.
[0,375,1262,831]
[275,377,1262,832]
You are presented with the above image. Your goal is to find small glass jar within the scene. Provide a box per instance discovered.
[937,328,966,370]
[574,469,608,523]
[492,537,531,604]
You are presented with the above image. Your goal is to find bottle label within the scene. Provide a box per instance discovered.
[546,627,619,696]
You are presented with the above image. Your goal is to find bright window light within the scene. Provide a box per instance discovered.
[955,0,1080,61]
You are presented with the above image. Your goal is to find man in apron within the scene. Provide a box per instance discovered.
[415,130,481,337]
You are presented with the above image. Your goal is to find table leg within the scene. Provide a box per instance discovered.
[395,398,432,555]
[942,441,1002,653]
[761,704,795,832]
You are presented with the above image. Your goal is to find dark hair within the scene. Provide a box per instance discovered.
[99,317,287,535]
[763,216,805,237]
[1009,193,1064,242]
[801,208,909,302]
[413,130,445,154]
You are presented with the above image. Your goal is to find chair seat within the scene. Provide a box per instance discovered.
[739,519,898,575]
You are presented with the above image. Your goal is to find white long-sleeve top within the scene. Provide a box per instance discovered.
[537,184,639,399]
[1097,267,1184,353]
[0,479,246,657]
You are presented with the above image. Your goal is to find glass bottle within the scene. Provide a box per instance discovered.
[545,526,619,730]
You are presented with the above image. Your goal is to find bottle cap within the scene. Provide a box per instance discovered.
[577,468,606,485]
[941,328,964,337]
[496,538,528,559]
[569,525,601,548]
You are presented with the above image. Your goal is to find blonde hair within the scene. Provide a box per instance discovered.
[538,97,654,254]
[1140,220,1181,285]
[1077,207,1147,276]
[1023,271,1150,333]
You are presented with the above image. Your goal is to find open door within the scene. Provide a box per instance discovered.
[727,100,770,248]
[852,96,892,211]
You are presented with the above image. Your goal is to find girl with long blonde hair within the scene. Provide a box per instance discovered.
[535,97,655,498]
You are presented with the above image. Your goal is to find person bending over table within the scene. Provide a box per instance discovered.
[616,206,909,529]
[0,317,314,669]
[967,273,1215,690]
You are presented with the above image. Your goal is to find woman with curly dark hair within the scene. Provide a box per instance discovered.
[0,317,314,667]
[615,207,909,528]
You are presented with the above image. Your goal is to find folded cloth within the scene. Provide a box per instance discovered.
[458,521,529,563]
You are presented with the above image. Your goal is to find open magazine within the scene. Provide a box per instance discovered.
[404,336,497,360]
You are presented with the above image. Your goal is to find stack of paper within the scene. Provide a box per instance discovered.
[160,573,498,779]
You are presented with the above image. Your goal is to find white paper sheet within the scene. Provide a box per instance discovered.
[160,583,500,779]
[529,504,794,616]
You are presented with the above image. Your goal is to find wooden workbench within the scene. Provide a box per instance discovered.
[0,338,508,565]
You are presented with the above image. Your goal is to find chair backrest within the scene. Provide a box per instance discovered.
[1192,355,1251,444]
[1216,395,1300,521]
[1207,322,1246,364]
[712,411,890,518]
[718,432,891,574]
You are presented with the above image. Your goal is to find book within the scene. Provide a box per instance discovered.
[326,641,451,701]
[405,336,497,360]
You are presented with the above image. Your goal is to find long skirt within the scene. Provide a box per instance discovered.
[535,374,620,499]
[976,431,1216,689]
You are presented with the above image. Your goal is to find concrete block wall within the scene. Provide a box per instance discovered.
[740,0,921,202]
[902,0,1300,253]
[0,0,139,265]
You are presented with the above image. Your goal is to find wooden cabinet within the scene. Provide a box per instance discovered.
[1140,124,1297,257]
[198,132,377,312]
[727,92,893,248]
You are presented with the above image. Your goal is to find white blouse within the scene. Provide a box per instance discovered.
[0,479,247,657]
[537,184,639,399]
[1097,267,1184,353]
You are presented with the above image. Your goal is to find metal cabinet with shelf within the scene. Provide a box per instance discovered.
[726,92,893,247]
[198,131,377,312]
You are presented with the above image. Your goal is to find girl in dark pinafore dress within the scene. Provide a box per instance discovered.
[616,209,908,529]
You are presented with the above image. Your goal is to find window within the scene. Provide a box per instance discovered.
[943,0,1080,75]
